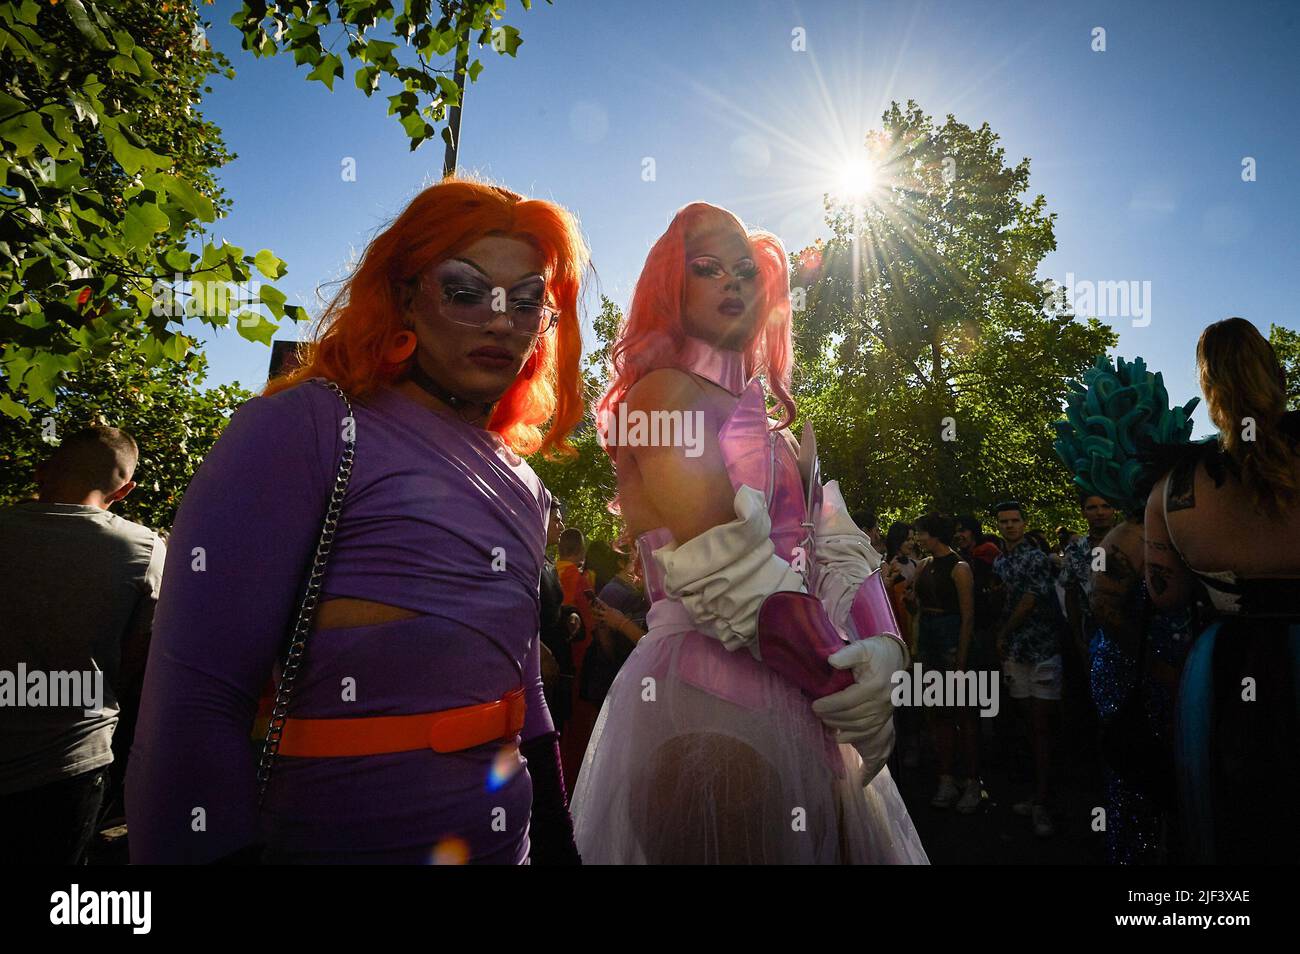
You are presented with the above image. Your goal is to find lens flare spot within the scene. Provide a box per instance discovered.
[429,837,470,865]
[428,837,470,868]
[487,743,523,792]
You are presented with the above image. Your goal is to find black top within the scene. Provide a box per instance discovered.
[916,551,962,616]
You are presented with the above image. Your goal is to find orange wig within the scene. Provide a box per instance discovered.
[263,177,589,458]
[595,202,796,457]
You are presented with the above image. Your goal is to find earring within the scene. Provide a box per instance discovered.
[385,330,417,365]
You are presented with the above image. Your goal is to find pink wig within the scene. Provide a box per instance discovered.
[594,202,796,458]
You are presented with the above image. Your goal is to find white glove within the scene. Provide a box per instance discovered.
[813,480,882,630]
[654,485,806,652]
[810,635,906,784]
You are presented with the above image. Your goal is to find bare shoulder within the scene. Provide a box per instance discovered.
[1102,519,1143,554]
[624,368,699,415]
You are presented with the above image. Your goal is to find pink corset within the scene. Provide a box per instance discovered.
[637,378,810,602]
[631,339,819,712]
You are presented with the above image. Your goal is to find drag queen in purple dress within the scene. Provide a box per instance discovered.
[573,203,927,863]
[127,179,589,864]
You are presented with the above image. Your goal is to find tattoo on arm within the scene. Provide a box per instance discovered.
[1092,546,1141,646]
[1102,546,1137,583]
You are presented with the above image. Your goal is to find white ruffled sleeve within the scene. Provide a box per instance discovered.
[653,485,807,652]
[812,479,883,631]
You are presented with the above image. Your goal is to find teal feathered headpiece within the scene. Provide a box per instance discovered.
[1053,355,1199,514]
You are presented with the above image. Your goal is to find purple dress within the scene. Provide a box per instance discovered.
[126,379,553,864]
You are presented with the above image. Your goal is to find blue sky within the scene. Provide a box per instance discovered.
[189,0,1300,437]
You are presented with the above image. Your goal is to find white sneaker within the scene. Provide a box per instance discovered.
[955,778,983,814]
[1011,798,1035,817]
[930,776,959,809]
[1031,803,1056,837]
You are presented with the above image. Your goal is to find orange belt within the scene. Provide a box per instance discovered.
[275,687,527,757]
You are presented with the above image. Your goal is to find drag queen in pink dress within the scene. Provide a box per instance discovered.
[572,203,928,863]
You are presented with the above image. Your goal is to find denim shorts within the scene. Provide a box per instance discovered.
[1003,655,1064,700]
[917,613,963,672]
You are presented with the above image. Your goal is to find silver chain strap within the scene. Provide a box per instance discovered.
[256,379,356,805]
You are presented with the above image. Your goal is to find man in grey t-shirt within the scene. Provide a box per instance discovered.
[0,425,165,864]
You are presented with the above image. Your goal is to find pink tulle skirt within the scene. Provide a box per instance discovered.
[570,601,929,864]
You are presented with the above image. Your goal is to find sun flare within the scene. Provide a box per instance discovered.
[834,159,878,198]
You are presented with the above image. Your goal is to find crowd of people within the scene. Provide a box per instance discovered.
[2,177,1296,866]
[867,501,1148,847]
[538,517,649,785]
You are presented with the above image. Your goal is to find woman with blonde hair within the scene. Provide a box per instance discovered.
[1145,316,1300,863]
[128,178,588,863]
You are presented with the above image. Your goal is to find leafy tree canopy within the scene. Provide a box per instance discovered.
[791,101,1117,532]
[1,0,303,418]
[231,0,542,153]
[1269,322,1300,411]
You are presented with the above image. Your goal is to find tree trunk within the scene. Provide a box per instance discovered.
[930,337,960,510]
[442,10,471,177]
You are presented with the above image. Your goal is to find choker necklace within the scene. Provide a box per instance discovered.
[407,361,494,422]
[677,335,749,396]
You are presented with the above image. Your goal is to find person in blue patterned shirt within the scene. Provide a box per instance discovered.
[992,500,1065,837]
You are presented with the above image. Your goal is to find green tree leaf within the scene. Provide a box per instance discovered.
[64,0,112,51]
[235,311,278,345]
[257,282,288,319]
[103,124,172,174]
[253,248,287,280]
[121,201,170,250]
[307,52,344,89]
